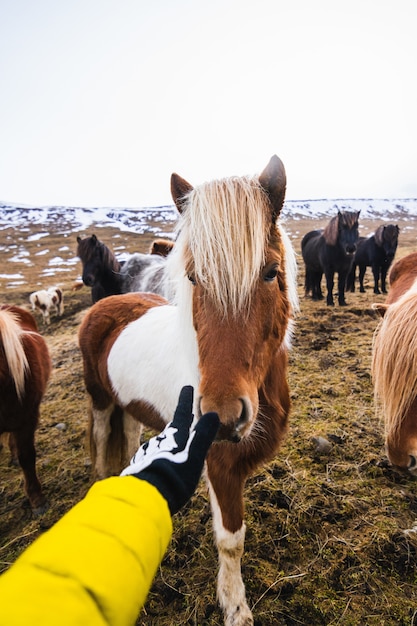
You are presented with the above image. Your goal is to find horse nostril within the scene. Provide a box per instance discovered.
[236,398,250,432]
[408,455,417,472]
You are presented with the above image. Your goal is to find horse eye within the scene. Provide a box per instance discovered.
[187,274,196,286]
[264,267,278,282]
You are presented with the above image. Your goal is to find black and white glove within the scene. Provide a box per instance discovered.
[120,386,219,515]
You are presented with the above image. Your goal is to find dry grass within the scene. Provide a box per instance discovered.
[1,215,417,625]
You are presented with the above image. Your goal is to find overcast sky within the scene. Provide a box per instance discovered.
[1,0,416,207]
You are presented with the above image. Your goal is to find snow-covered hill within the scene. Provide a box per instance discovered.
[0,197,416,235]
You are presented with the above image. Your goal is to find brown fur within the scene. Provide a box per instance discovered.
[0,305,51,512]
[386,251,417,304]
[372,255,417,470]
[149,238,174,257]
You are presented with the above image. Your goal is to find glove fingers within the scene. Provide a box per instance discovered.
[170,385,194,448]
[191,412,220,458]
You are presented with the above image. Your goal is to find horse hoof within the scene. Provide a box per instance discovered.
[32,500,49,517]
[224,607,254,626]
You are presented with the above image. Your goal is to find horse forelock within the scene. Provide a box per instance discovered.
[323,211,359,246]
[172,176,275,317]
[372,279,417,440]
[78,236,120,272]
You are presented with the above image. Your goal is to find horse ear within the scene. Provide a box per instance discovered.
[372,302,389,318]
[92,234,98,243]
[77,236,81,243]
[258,155,287,221]
[171,174,194,213]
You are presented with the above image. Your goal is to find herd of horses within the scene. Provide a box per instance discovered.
[0,155,414,625]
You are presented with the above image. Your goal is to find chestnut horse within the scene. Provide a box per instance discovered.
[0,305,51,513]
[78,155,298,626]
[372,252,417,473]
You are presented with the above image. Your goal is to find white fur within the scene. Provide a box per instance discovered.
[208,479,254,625]
[107,305,200,420]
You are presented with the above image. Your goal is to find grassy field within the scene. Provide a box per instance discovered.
[0,214,417,625]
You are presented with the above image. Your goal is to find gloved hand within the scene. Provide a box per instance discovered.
[120,386,220,515]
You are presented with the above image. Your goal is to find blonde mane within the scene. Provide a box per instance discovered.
[372,279,417,440]
[0,310,29,401]
[169,175,296,318]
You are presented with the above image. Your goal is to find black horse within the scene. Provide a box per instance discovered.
[76,234,173,303]
[76,234,123,302]
[346,224,400,294]
[301,210,360,306]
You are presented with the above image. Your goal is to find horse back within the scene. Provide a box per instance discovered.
[386,252,417,304]
[301,230,323,268]
[0,306,51,427]
[301,230,322,252]
[78,292,168,392]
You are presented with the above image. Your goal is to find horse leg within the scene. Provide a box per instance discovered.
[316,272,323,299]
[5,432,19,466]
[371,264,381,294]
[311,272,323,301]
[91,405,113,479]
[122,411,143,465]
[325,270,335,306]
[381,266,388,293]
[10,428,46,514]
[358,266,366,292]
[346,265,355,292]
[337,271,348,306]
[206,460,253,626]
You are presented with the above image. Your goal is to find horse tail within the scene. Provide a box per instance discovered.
[87,402,127,476]
[372,286,417,441]
[0,310,30,402]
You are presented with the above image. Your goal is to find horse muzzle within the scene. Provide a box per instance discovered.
[82,274,95,287]
[345,245,357,256]
[198,395,255,443]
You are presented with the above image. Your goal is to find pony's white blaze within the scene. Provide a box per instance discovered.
[107,305,200,419]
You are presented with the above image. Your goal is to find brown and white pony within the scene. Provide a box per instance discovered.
[78,155,298,626]
[29,286,64,325]
[0,305,51,513]
[372,252,417,473]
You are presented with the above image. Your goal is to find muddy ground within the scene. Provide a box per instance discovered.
[1,214,417,625]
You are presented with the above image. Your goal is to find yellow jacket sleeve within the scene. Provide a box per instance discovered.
[0,476,173,626]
